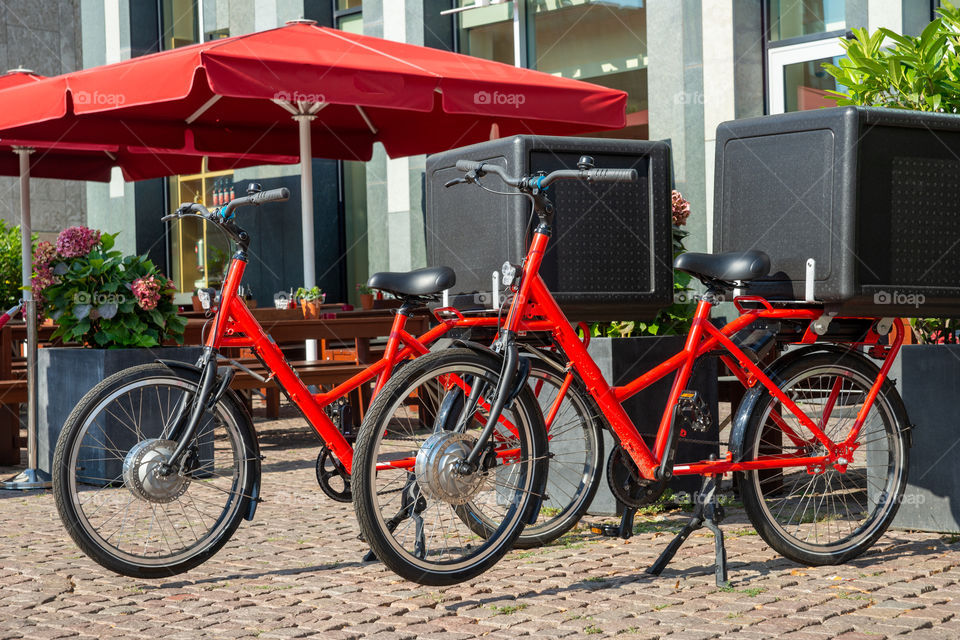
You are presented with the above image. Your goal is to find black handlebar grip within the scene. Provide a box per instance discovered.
[455,160,484,172]
[586,168,638,183]
[250,187,290,205]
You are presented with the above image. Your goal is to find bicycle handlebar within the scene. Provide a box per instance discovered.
[221,187,290,218]
[452,160,637,190]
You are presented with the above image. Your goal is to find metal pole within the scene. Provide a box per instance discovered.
[2,146,51,490]
[294,113,318,361]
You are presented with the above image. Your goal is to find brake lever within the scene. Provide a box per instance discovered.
[161,214,179,222]
[444,177,468,188]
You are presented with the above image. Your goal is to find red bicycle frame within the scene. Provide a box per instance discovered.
[501,229,905,482]
[202,256,557,475]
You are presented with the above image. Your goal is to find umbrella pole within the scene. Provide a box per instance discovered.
[295,113,318,361]
[2,147,50,490]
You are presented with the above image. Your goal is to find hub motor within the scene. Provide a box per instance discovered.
[122,439,191,504]
[415,431,486,505]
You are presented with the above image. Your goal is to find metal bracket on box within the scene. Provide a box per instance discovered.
[875,317,894,336]
[804,258,817,303]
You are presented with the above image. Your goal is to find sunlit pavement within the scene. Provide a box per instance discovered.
[1,410,959,640]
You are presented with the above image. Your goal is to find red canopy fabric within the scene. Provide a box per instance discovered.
[0,71,297,182]
[0,22,627,162]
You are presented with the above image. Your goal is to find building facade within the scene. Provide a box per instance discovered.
[0,0,85,239]
[48,0,945,306]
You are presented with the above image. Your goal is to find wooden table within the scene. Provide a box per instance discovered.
[0,310,430,463]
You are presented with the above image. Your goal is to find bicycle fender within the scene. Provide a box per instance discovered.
[155,358,263,519]
[155,359,251,412]
[727,344,857,463]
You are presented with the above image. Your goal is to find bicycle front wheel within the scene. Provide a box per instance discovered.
[353,347,548,586]
[52,363,258,578]
[738,351,909,566]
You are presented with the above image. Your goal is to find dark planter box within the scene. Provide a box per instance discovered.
[578,336,718,516]
[425,135,674,321]
[887,345,960,533]
[38,347,204,479]
[714,106,960,316]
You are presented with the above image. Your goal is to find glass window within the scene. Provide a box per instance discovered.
[335,1,368,302]
[160,0,199,50]
[768,0,845,42]
[528,0,648,139]
[782,54,845,112]
[458,1,515,66]
[338,13,363,34]
[168,162,235,299]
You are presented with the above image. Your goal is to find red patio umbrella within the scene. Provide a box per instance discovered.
[0,70,296,489]
[0,20,627,319]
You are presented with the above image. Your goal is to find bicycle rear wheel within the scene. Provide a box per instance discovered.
[476,354,602,548]
[738,351,909,566]
[353,347,548,586]
[53,363,258,578]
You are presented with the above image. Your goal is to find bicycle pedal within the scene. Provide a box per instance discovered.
[589,523,622,537]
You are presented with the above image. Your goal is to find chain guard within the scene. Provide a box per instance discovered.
[606,445,667,509]
[316,446,352,503]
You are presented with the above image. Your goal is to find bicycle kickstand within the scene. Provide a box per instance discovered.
[646,474,728,587]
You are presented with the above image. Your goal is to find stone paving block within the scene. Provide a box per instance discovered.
[3,420,960,640]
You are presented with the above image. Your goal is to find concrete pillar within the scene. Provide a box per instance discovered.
[647,0,707,254]
[362,0,430,274]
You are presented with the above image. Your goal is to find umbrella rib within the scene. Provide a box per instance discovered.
[356,106,378,134]
[186,95,223,124]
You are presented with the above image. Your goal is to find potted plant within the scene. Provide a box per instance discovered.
[579,191,717,514]
[295,286,324,318]
[822,5,960,533]
[357,283,375,310]
[32,226,197,474]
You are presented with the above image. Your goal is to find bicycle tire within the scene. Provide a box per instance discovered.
[52,363,259,578]
[353,347,548,586]
[738,351,909,566]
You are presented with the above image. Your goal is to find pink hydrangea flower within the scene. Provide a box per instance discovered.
[33,241,57,270]
[31,264,58,297]
[56,226,101,258]
[131,275,164,311]
[672,190,691,227]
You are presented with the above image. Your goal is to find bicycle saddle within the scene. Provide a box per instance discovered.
[674,250,770,284]
[367,266,456,298]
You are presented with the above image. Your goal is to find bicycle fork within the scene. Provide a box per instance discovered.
[159,348,225,476]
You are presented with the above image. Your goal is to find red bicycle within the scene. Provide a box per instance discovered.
[352,160,911,586]
[51,186,603,577]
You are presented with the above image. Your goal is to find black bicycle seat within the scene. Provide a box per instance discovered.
[367,266,456,298]
[674,251,770,283]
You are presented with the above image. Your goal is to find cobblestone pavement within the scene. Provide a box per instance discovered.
[3,414,960,640]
